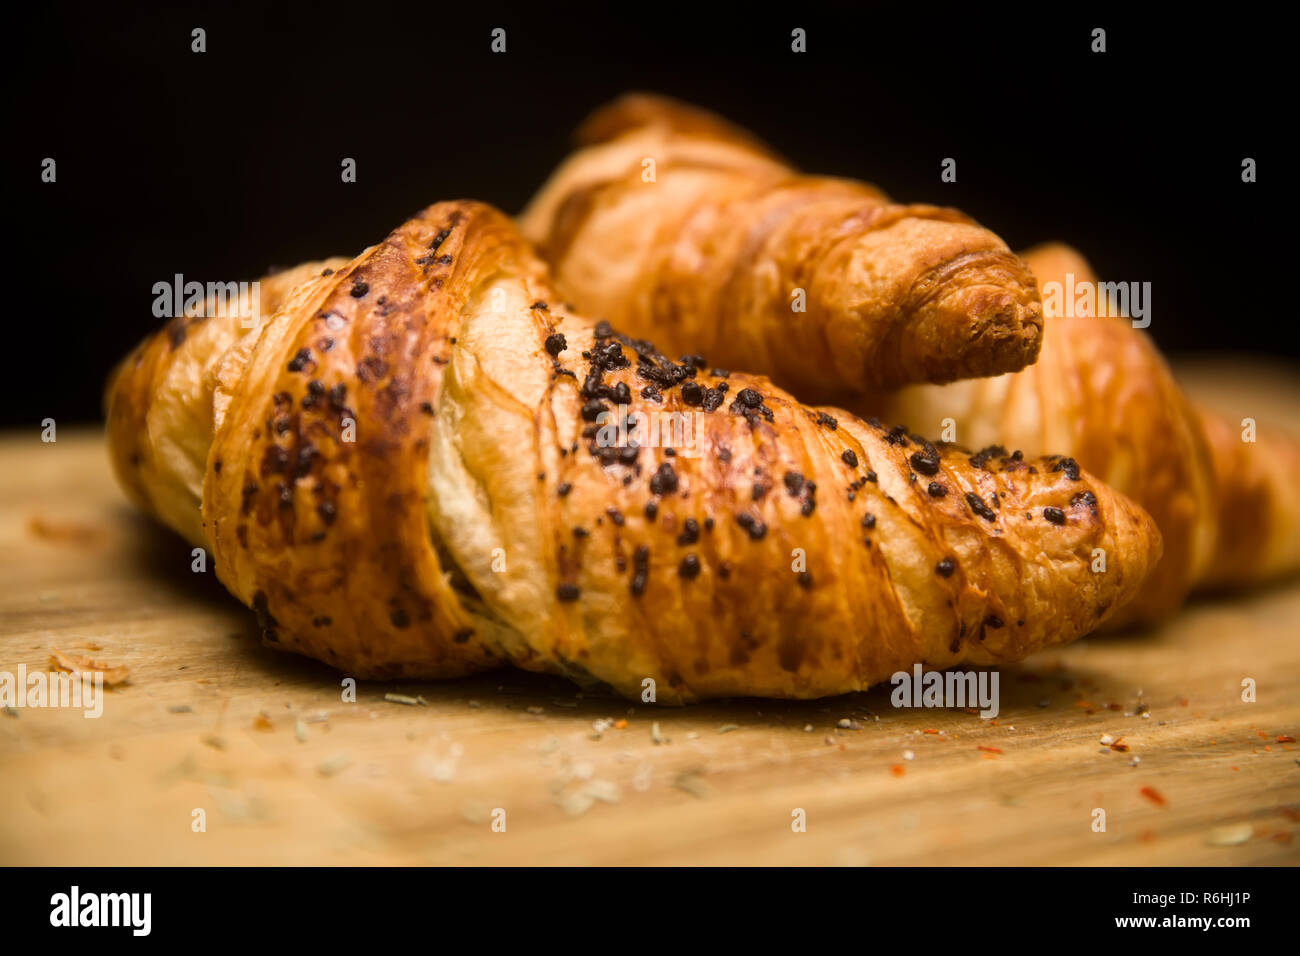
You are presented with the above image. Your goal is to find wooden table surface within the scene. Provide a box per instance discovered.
[2,360,1298,866]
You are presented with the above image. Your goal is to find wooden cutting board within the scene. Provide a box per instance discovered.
[2,361,1297,866]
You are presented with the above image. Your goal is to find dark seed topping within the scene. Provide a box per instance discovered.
[865,470,878,483]
[287,348,312,372]
[969,445,1008,470]
[936,557,956,578]
[557,583,581,602]
[530,301,548,310]
[644,501,659,520]
[681,381,704,406]
[581,399,607,422]
[965,492,997,521]
[797,571,813,589]
[737,388,763,408]
[649,463,678,496]
[816,411,838,430]
[544,333,567,357]
[841,449,859,468]
[909,451,941,476]
[1050,456,1082,481]
[350,280,369,298]
[784,472,805,496]
[735,512,767,540]
[607,508,625,526]
[1070,490,1099,514]
[677,517,699,545]
[927,481,946,498]
[1043,506,1067,525]
[678,554,701,579]
[985,615,1004,629]
[630,546,650,596]
[557,482,572,497]
[861,513,876,529]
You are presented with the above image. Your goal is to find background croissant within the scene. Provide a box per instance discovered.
[105,202,1162,702]
[522,96,1300,625]
[520,93,1044,400]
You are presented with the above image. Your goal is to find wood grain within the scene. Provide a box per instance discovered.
[2,362,1297,865]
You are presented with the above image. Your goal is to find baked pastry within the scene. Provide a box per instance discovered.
[106,202,1162,701]
[520,93,1044,401]
[873,244,1300,623]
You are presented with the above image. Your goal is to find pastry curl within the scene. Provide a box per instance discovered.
[521,93,1044,400]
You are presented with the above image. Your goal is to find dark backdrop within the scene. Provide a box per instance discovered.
[10,1,1290,428]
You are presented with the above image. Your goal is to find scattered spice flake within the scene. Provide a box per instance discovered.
[614,719,627,730]
[717,724,740,734]
[48,647,130,686]
[890,764,906,777]
[28,515,105,546]
[977,745,1003,754]
[672,770,711,799]
[1278,735,1297,743]
[295,718,308,742]
[922,728,940,735]
[70,640,104,652]
[1139,785,1167,807]
[651,722,668,745]
[253,711,273,731]
[201,734,226,750]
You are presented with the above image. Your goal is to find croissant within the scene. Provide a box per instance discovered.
[105,201,1162,702]
[519,93,1044,401]
[870,244,1300,623]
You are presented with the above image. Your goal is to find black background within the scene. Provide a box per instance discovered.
[10,1,1290,428]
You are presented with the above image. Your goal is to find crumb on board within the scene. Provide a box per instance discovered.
[48,646,129,686]
[28,515,105,546]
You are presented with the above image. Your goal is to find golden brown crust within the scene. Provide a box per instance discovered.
[106,203,1161,701]
[520,93,1043,399]
[1196,405,1300,589]
[105,258,349,546]
[866,243,1300,623]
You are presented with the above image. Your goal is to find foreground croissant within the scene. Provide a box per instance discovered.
[106,202,1161,702]
[521,94,1044,400]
